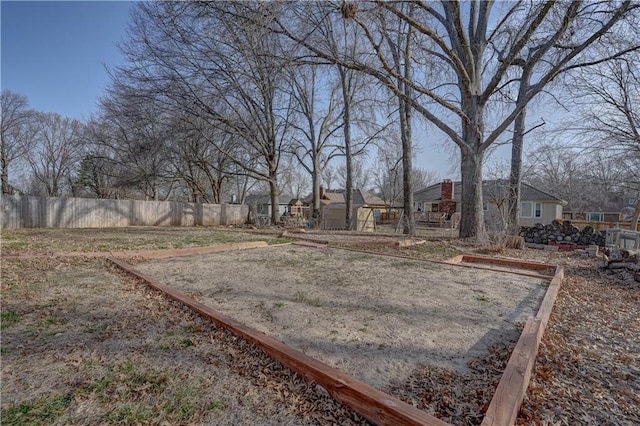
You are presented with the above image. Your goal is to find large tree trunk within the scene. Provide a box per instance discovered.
[339,66,353,230]
[459,80,486,239]
[508,67,533,229]
[459,149,485,239]
[400,19,415,236]
[508,108,527,228]
[400,97,414,236]
[312,153,321,220]
[1,150,10,194]
[269,177,279,225]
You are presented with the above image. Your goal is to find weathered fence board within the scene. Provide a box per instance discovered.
[0,195,248,229]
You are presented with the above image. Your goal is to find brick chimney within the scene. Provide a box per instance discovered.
[439,180,456,215]
[319,185,325,200]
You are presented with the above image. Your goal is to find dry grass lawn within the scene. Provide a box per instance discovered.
[1,226,638,425]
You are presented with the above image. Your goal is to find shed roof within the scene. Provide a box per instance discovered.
[321,189,387,206]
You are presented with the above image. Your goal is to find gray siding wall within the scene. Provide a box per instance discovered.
[1,195,248,229]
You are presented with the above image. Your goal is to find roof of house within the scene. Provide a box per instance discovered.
[320,189,387,206]
[563,191,625,213]
[414,180,566,204]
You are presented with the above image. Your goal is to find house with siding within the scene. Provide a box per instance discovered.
[413,180,567,227]
[562,191,625,223]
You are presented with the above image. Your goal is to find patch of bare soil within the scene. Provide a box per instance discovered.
[0,258,365,425]
[134,245,547,392]
[281,232,640,425]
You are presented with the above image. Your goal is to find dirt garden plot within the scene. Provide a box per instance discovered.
[134,245,549,393]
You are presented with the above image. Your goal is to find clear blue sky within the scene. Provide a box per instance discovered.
[0,0,484,178]
[1,1,133,120]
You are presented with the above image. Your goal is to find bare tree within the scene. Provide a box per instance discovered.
[322,164,338,190]
[372,135,439,209]
[301,7,389,229]
[26,112,83,196]
[414,167,440,190]
[566,56,640,229]
[168,114,236,203]
[271,1,637,238]
[277,155,312,199]
[335,158,373,192]
[80,117,132,199]
[371,143,404,209]
[378,1,417,234]
[525,143,589,216]
[114,2,295,223]
[286,63,343,217]
[97,86,174,201]
[1,90,36,194]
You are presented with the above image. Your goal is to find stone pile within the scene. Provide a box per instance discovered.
[520,220,606,246]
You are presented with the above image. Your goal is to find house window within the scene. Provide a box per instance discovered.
[586,212,604,222]
[521,202,542,218]
[431,203,438,212]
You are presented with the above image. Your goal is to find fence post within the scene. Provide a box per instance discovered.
[221,203,228,226]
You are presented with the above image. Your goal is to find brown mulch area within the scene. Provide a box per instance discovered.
[386,340,519,426]
[518,266,640,425]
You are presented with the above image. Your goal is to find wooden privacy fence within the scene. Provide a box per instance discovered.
[0,195,248,229]
[563,219,632,231]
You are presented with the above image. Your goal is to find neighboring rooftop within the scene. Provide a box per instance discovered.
[414,180,567,204]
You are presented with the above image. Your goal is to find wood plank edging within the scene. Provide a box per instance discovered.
[332,246,553,280]
[460,255,555,272]
[109,241,269,260]
[481,318,544,426]
[445,255,465,264]
[481,264,564,426]
[107,257,450,426]
[292,240,329,248]
[535,266,565,328]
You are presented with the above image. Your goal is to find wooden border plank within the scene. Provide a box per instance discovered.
[108,257,450,426]
[535,266,564,328]
[460,255,555,272]
[109,241,269,260]
[481,318,544,426]
[445,255,465,264]
[481,264,564,426]
[332,246,553,280]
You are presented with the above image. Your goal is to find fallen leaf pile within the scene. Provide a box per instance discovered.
[518,266,640,425]
[386,340,518,425]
